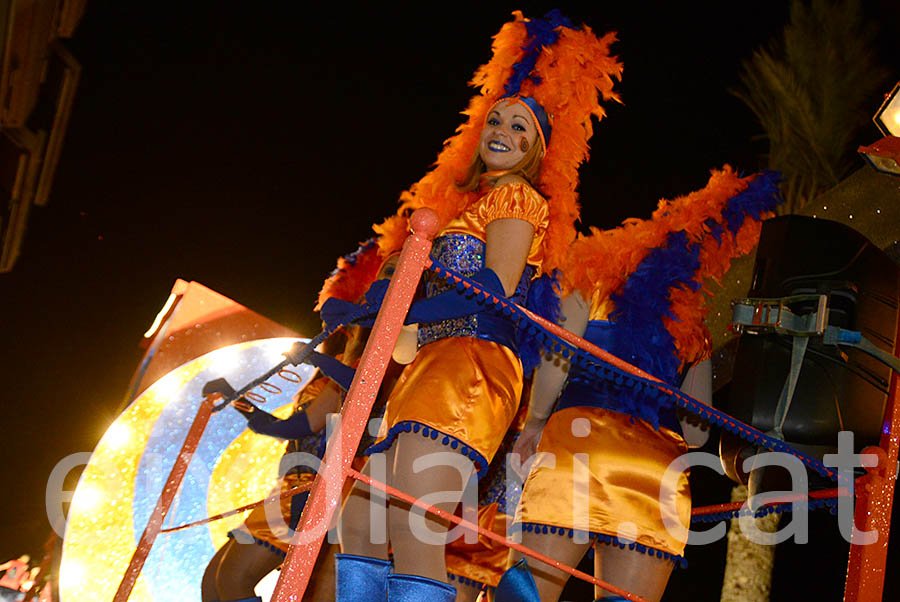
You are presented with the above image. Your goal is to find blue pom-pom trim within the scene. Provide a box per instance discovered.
[515,522,687,568]
[227,529,287,559]
[365,420,489,479]
[447,572,492,591]
[691,497,840,525]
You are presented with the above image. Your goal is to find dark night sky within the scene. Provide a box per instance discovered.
[2,2,899,599]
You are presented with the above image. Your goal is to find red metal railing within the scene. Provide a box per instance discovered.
[112,396,217,602]
[271,207,440,601]
[842,302,900,602]
[111,206,898,601]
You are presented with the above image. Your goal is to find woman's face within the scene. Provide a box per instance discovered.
[479,100,539,172]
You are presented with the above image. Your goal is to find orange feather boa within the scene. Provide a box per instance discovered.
[566,166,773,367]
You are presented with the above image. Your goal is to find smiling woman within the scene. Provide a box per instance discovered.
[331,10,622,602]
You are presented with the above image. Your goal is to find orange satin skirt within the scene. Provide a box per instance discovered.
[516,407,691,558]
[445,503,510,588]
[370,337,524,473]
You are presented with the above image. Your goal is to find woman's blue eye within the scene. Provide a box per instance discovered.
[513,123,525,132]
[487,117,500,126]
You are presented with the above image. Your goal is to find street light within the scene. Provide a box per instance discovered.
[858,136,900,177]
[858,80,900,177]
[874,80,900,137]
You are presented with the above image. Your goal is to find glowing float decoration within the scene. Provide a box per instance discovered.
[60,337,316,602]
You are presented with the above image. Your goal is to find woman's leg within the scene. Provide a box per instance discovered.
[507,532,592,602]
[305,542,339,600]
[201,541,229,601]
[593,545,674,602]
[215,540,283,600]
[338,456,390,560]
[388,432,477,581]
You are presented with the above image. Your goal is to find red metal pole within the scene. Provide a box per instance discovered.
[690,485,851,517]
[843,309,900,602]
[160,482,314,534]
[270,208,439,602]
[111,394,216,602]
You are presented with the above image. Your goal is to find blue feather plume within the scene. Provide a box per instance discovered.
[722,171,783,235]
[504,10,576,96]
[607,231,701,427]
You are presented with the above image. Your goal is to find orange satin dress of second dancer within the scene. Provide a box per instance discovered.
[515,298,692,563]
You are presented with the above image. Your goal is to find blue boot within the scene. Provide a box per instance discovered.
[494,559,540,602]
[335,553,392,601]
[387,573,456,601]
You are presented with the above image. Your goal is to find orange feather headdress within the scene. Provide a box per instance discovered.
[376,10,622,275]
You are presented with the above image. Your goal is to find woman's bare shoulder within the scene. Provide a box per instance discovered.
[493,173,531,188]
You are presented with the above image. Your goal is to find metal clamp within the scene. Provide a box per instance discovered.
[731,294,829,336]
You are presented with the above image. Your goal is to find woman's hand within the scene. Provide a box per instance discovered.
[231,398,255,413]
[512,418,546,479]
[392,323,418,364]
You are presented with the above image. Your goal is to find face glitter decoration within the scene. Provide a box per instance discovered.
[59,338,316,602]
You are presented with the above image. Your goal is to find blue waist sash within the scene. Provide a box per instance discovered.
[555,320,682,434]
[418,233,533,353]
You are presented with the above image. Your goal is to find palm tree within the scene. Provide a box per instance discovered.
[730,0,889,214]
[721,3,889,599]
[720,486,781,602]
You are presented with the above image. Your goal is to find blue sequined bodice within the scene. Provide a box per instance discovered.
[418,233,534,348]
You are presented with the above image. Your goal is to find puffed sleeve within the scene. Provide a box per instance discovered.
[475,182,550,232]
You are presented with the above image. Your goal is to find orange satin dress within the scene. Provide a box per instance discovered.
[515,300,692,563]
[445,390,531,588]
[367,181,549,475]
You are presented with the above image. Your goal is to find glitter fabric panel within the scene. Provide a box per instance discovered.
[60,338,316,602]
[478,430,524,516]
[418,233,535,347]
[419,234,485,345]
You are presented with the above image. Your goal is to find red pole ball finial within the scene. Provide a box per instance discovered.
[410,207,440,240]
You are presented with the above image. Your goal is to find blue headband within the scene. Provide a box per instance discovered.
[492,95,552,152]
